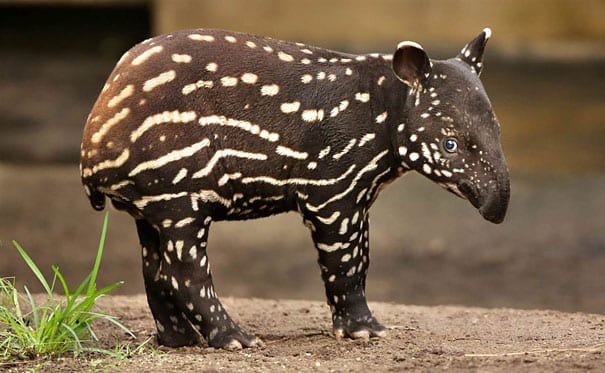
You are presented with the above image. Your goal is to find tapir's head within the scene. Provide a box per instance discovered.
[391,28,510,223]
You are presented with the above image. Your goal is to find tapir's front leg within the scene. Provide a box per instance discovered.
[307,209,386,339]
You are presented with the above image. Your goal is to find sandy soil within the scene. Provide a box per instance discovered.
[1,295,604,372]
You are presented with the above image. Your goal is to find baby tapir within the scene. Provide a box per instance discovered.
[81,28,510,349]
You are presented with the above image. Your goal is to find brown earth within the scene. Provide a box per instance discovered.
[1,295,605,372]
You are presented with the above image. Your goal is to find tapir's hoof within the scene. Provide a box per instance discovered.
[334,317,387,341]
[156,333,200,348]
[208,327,263,350]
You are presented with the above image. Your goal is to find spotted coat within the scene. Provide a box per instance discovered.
[81,28,510,349]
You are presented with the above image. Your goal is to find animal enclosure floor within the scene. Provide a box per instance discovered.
[1,295,604,372]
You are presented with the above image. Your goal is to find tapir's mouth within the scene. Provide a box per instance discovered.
[458,179,509,224]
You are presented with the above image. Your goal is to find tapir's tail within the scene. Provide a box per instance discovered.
[88,189,106,211]
[81,168,106,211]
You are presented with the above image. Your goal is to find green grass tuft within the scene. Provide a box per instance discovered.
[0,212,135,360]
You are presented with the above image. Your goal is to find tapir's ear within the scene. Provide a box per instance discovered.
[392,41,432,90]
[457,28,491,76]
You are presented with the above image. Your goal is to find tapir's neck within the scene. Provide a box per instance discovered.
[353,55,411,174]
[300,54,412,199]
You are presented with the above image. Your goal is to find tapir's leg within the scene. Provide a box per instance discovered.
[307,209,386,339]
[136,219,199,346]
[136,209,260,349]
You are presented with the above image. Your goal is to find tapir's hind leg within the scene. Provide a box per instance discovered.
[136,219,199,347]
[307,209,387,340]
[136,209,260,349]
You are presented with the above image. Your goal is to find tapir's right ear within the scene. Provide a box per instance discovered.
[392,41,432,90]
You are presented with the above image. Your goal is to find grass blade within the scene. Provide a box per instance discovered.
[11,241,52,297]
[88,212,109,297]
[23,285,39,329]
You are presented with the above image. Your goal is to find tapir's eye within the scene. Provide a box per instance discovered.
[443,138,458,153]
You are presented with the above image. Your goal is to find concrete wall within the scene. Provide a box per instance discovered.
[153,0,605,59]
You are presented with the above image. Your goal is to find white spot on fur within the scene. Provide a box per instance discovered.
[318,146,331,159]
[241,73,258,84]
[198,115,279,142]
[218,172,242,186]
[339,218,349,235]
[278,51,294,62]
[355,92,370,103]
[188,34,215,42]
[107,85,134,108]
[301,109,324,122]
[175,217,195,228]
[358,133,376,147]
[131,46,163,65]
[276,145,308,159]
[301,74,313,84]
[182,80,213,95]
[280,101,301,114]
[375,112,388,124]
[91,108,130,143]
[333,139,356,160]
[143,70,176,92]
[129,139,210,177]
[220,76,238,87]
[172,168,188,184]
[82,148,130,177]
[131,110,197,142]
[171,53,192,63]
[260,84,280,96]
[317,211,340,225]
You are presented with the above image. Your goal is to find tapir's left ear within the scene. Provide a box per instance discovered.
[457,28,492,76]
[392,41,432,90]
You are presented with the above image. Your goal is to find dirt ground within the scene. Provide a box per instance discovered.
[1,295,604,372]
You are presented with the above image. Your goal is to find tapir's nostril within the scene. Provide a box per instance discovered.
[458,178,509,224]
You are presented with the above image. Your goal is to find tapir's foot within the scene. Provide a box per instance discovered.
[155,321,200,348]
[333,315,387,341]
[207,325,263,350]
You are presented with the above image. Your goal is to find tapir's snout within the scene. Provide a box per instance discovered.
[478,184,509,224]
[458,171,510,224]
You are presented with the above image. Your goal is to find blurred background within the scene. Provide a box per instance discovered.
[1,0,604,314]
